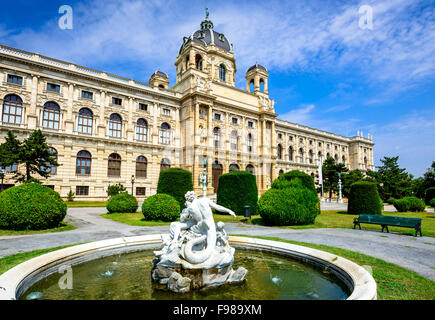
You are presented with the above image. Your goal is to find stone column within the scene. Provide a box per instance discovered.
[98,91,106,138]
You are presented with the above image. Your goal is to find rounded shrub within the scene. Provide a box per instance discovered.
[142,193,180,222]
[217,171,258,216]
[386,197,397,205]
[347,181,382,215]
[106,192,138,213]
[425,187,435,205]
[272,170,316,193]
[430,198,435,208]
[157,168,193,209]
[258,186,320,226]
[393,198,411,212]
[0,183,67,230]
[405,197,426,212]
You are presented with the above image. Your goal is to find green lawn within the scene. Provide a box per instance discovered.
[0,222,75,236]
[101,209,435,237]
[0,245,76,275]
[1,238,433,300]
[231,235,435,300]
[66,201,108,207]
[101,211,251,226]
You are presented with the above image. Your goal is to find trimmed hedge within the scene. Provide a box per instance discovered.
[142,193,180,222]
[0,183,67,230]
[157,168,193,209]
[258,186,320,226]
[425,187,435,205]
[347,181,382,215]
[272,170,316,193]
[217,171,258,216]
[393,196,425,212]
[106,192,138,213]
[386,197,397,205]
[430,198,435,208]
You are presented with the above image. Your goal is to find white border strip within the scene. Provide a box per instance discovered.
[0,235,376,300]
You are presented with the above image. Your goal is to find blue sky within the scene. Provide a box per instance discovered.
[1,0,434,177]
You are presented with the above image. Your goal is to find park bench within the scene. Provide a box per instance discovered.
[353,214,422,237]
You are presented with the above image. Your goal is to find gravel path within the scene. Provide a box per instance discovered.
[1,205,434,281]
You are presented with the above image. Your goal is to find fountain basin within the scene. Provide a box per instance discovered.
[0,235,376,300]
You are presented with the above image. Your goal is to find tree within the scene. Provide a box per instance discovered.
[107,183,127,197]
[0,130,59,183]
[422,161,435,191]
[374,156,412,200]
[322,157,348,199]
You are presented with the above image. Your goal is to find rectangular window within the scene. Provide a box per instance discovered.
[81,90,93,100]
[247,121,253,128]
[162,108,171,116]
[214,113,221,121]
[136,187,146,196]
[76,186,89,196]
[7,75,23,85]
[232,117,238,124]
[112,97,122,105]
[47,83,60,93]
[139,103,147,111]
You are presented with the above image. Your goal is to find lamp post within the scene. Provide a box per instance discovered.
[199,157,208,197]
[131,175,135,195]
[337,172,343,203]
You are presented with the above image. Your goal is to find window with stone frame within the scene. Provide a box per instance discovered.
[2,94,23,125]
[78,108,93,134]
[42,102,61,129]
[108,153,121,177]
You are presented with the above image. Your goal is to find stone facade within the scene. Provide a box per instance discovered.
[0,16,374,200]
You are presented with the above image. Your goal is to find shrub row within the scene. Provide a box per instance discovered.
[393,196,426,212]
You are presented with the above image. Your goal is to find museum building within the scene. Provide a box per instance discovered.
[0,14,374,200]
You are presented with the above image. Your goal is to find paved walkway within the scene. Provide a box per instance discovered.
[1,206,434,281]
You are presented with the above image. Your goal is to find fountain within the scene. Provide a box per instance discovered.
[151,191,248,293]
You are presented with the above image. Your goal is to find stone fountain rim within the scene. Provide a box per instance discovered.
[0,234,377,300]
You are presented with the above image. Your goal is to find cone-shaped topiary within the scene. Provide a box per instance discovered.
[142,193,180,222]
[217,171,258,215]
[106,192,138,213]
[157,168,193,209]
[0,183,67,230]
[347,181,382,215]
[272,170,316,193]
[258,186,320,226]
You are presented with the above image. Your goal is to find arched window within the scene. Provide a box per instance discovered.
[213,127,220,148]
[229,163,239,172]
[42,102,60,129]
[246,164,255,174]
[41,147,58,175]
[279,169,284,176]
[2,94,23,124]
[260,79,264,92]
[230,130,238,151]
[76,150,91,175]
[159,122,170,144]
[364,156,368,170]
[136,156,147,178]
[219,64,226,82]
[289,146,294,161]
[78,108,93,134]
[247,133,253,152]
[249,79,254,92]
[277,144,282,160]
[195,54,203,71]
[298,148,304,163]
[308,150,314,164]
[136,118,148,141]
[160,158,171,171]
[342,155,346,165]
[108,153,121,177]
[108,113,122,138]
[334,154,339,162]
